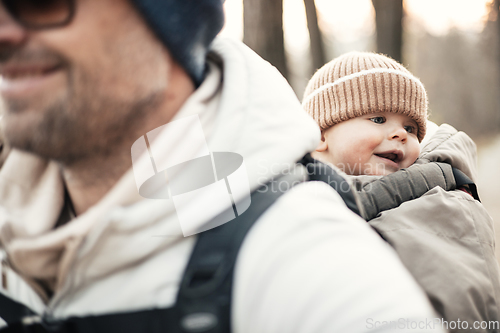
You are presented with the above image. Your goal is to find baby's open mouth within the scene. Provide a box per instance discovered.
[375,152,401,163]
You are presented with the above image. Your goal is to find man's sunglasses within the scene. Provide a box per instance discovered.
[2,0,75,30]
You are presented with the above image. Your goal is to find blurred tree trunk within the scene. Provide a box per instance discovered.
[243,0,288,79]
[496,0,500,43]
[496,0,500,129]
[304,0,326,71]
[492,0,500,129]
[372,0,403,62]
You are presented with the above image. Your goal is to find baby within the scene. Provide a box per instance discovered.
[302,52,426,177]
[302,52,500,330]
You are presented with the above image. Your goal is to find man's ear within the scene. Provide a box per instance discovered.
[315,131,328,152]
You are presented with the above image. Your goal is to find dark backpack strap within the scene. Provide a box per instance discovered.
[0,173,304,333]
[174,172,305,333]
[452,167,480,201]
[0,293,36,325]
[1,308,178,333]
[298,154,361,216]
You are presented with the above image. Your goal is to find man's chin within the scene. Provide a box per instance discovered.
[2,113,55,158]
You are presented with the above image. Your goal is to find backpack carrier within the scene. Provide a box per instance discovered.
[0,155,472,333]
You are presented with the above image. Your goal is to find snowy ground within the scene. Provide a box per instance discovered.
[477,135,500,264]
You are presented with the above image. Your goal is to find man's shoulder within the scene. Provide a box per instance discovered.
[235,180,392,268]
[248,181,365,236]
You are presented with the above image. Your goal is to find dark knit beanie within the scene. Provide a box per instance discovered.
[130,0,225,87]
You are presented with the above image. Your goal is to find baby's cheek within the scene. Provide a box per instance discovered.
[401,157,418,169]
[403,143,421,168]
[337,145,371,170]
[400,159,415,169]
[351,137,379,159]
[360,133,384,151]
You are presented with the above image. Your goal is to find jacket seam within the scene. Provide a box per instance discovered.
[379,228,494,246]
[375,193,492,245]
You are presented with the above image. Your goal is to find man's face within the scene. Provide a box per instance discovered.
[0,0,173,163]
[322,112,421,176]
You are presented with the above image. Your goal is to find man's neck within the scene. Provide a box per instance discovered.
[62,67,195,216]
[61,152,132,216]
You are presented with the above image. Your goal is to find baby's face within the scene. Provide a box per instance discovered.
[321,112,420,176]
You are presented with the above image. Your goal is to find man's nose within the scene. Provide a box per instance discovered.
[0,5,28,51]
[389,126,407,143]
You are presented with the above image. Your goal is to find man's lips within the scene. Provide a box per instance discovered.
[0,63,63,96]
[1,63,62,80]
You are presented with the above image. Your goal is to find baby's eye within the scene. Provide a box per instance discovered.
[369,116,385,124]
[404,125,416,134]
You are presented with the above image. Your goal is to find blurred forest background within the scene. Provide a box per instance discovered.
[220,0,500,261]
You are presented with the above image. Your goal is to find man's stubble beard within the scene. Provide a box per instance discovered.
[2,64,164,166]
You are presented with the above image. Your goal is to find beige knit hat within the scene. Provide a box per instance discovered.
[302,52,428,142]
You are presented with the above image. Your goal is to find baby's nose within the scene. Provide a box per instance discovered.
[390,126,407,142]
